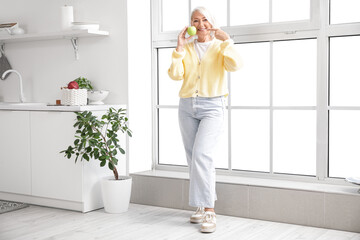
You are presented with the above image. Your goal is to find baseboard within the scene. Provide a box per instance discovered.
[0,192,85,212]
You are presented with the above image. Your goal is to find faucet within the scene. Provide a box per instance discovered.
[1,69,25,103]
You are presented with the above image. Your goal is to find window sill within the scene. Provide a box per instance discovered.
[131,169,360,196]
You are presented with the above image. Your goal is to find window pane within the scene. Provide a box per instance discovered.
[230,0,269,26]
[329,111,360,178]
[215,109,229,169]
[330,36,360,106]
[158,48,182,105]
[159,108,228,168]
[162,0,189,32]
[273,39,317,106]
[331,0,360,24]
[273,110,316,175]
[231,42,270,106]
[232,110,270,172]
[191,0,227,27]
[272,0,310,22]
[159,108,187,165]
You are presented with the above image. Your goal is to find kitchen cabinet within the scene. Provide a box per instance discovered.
[30,111,113,212]
[0,105,126,212]
[30,111,83,202]
[0,111,31,195]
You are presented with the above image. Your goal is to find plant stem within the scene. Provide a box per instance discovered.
[113,167,119,180]
[91,123,119,180]
[102,120,119,180]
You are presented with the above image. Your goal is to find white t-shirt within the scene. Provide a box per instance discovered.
[194,39,214,61]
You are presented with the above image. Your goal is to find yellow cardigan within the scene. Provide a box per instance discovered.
[168,39,242,98]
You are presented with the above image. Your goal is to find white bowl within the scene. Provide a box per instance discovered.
[87,90,109,105]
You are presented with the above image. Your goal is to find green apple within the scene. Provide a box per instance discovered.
[187,26,197,36]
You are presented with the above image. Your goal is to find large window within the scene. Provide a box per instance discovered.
[153,0,360,182]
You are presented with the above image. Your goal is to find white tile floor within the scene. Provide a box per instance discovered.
[0,203,359,240]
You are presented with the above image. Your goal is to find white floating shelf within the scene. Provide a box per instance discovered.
[0,29,109,60]
[0,29,109,44]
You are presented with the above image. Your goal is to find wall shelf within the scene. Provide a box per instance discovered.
[0,29,109,60]
[0,29,109,43]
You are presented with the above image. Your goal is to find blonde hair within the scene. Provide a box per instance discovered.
[190,6,218,29]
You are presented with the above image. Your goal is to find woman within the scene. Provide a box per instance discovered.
[168,6,242,233]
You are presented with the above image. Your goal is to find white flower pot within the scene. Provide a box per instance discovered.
[101,176,132,214]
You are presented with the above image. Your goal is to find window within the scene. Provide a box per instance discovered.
[232,109,270,172]
[230,0,310,26]
[158,48,186,165]
[154,0,313,40]
[330,0,360,24]
[273,110,316,175]
[231,39,317,175]
[272,0,310,23]
[329,111,360,178]
[230,0,269,26]
[191,0,227,27]
[329,36,360,178]
[152,0,360,183]
[273,39,316,107]
[329,36,360,107]
[162,0,189,32]
[231,42,270,106]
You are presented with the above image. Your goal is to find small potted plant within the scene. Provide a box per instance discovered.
[61,77,93,106]
[61,107,133,213]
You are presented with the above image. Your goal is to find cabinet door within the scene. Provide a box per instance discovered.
[30,111,83,202]
[0,111,31,194]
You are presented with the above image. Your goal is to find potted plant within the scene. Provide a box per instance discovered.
[61,107,133,213]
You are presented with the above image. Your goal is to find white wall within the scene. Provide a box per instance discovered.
[127,0,153,173]
[0,0,128,104]
[0,0,153,174]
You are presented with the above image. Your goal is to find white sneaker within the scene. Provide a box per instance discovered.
[201,211,216,233]
[190,207,205,223]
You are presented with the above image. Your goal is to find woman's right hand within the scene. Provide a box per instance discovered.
[176,26,194,52]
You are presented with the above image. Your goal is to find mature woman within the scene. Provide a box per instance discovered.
[168,6,242,233]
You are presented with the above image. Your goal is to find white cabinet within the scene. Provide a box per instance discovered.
[30,111,83,202]
[0,107,125,212]
[29,111,112,212]
[0,111,31,195]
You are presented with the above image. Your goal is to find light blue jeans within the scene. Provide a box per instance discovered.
[178,96,225,208]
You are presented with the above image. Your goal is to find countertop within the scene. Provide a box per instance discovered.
[0,103,125,112]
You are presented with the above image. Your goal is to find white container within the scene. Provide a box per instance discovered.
[87,90,109,105]
[61,5,74,30]
[61,89,87,106]
[101,176,132,214]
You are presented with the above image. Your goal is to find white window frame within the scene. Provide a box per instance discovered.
[152,0,320,44]
[151,0,360,185]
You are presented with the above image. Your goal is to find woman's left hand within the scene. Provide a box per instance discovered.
[209,28,230,41]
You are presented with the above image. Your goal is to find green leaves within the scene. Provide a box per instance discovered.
[73,77,93,90]
[119,147,125,154]
[60,108,132,180]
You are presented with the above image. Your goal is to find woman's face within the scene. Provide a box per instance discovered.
[191,11,212,38]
